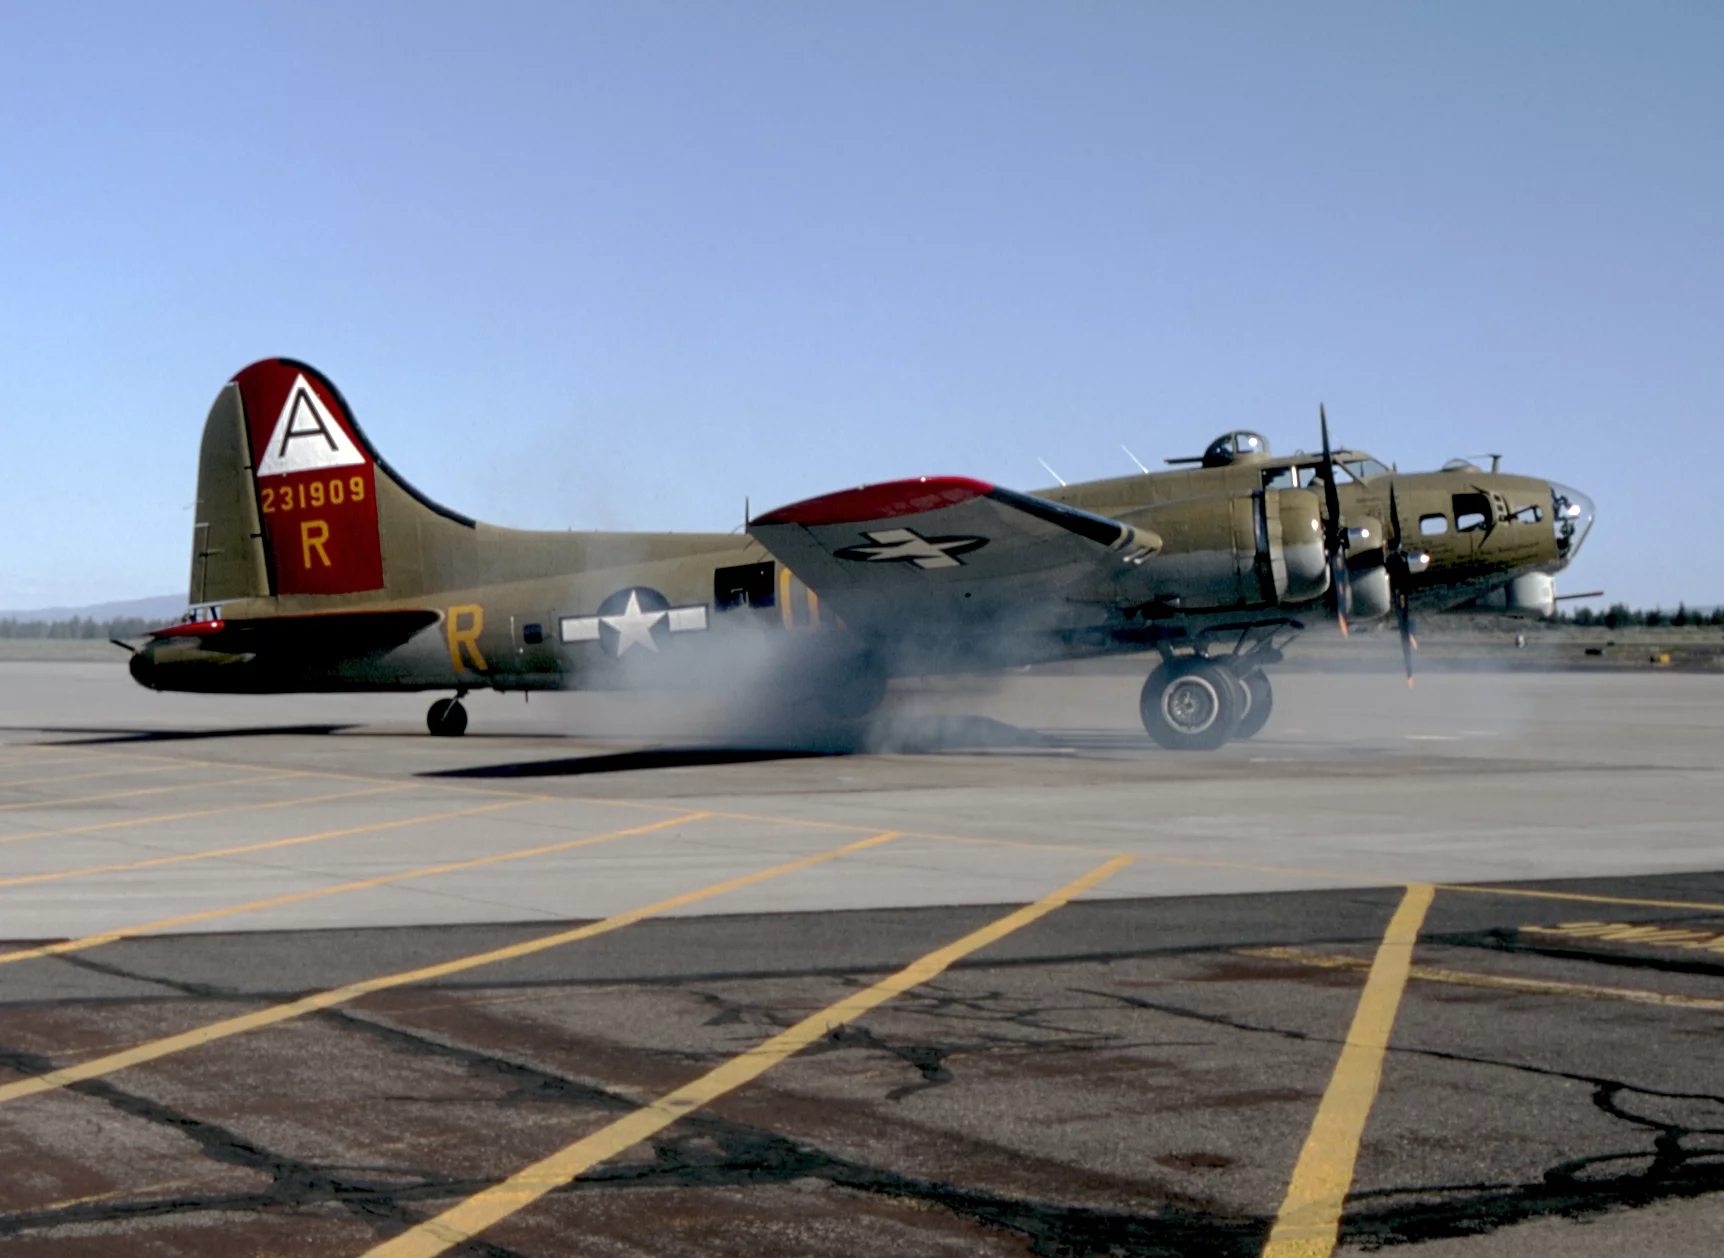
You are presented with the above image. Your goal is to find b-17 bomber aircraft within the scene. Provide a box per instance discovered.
[128,360,1593,750]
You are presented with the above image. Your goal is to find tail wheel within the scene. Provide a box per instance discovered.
[427,697,468,737]
[1140,659,1242,751]
[1234,670,1274,740]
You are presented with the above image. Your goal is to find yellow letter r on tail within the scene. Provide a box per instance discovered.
[300,520,331,568]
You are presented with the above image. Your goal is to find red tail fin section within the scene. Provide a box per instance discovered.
[232,359,385,596]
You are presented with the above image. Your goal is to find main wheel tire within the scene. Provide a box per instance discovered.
[1140,659,1242,751]
[1233,670,1273,740]
[427,697,469,737]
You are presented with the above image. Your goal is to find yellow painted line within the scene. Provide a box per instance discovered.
[0,748,132,765]
[1262,883,1435,1258]
[1244,945,1724,1014]
[1435,884,1724,914]
[362,852,1133,1258]
[0,782,418,847]
[0,770,303,815]
[0,761,193,790]
[0,750,164,774]
[0,802,683,967]
[0,827,896,1106]
[43,746,1724,913]
[1521,921,1724,950]
[0,787,439,889]
[35,1177,196,1213]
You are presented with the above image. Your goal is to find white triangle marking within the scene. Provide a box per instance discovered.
[255,375,367,478]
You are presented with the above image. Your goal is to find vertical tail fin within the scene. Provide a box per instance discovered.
[188,379,271,605]
[231,359,387,597]
[189,358,479,609]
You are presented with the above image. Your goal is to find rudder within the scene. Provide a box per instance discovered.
[233,360,386,597]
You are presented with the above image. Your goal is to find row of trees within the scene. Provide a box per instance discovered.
[1559,603,1724,629]
[0,616,158,640]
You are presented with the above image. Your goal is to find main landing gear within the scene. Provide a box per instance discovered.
[427,694,469,737]
[1139,654,1276,751]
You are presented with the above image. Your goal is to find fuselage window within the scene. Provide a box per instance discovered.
[1263,468,1296,491]
[1453,492,1490,533]
[1510,503,1544,525]
[521,623,544,645]
[714,561,776,611]
[1419,514,1449,536]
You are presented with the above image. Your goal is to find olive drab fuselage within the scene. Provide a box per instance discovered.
[1043,457,1583,615]
[131,364,1592,700]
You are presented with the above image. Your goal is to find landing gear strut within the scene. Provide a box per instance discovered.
[427,694,468,737]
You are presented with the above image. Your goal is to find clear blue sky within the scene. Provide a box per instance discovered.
[3,2,1718,609]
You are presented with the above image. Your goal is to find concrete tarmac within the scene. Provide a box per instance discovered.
[0,660,1721,1256]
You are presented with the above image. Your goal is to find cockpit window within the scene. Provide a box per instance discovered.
[1303,458,1358,482]
[1265,463,1364,490]
[1341,457,1390,480]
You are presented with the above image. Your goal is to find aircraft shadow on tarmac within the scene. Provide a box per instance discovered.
[427,746,842,778]
[427,716,1148,779]
[3,724,357,745]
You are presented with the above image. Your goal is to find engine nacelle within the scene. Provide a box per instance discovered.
[1349,565,1394,621]
[1475,572,1557,618]
[1120,488,1329,611]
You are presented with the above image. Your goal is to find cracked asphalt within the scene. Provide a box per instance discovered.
[1,662,1722,1255]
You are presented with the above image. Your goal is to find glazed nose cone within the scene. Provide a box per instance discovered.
[1549,482,1594,561]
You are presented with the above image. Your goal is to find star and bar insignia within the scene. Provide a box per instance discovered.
[559,587,709,657]
[833,528,988,570]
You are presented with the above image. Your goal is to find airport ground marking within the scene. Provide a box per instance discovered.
[0,761,197,791]
[678,814,1724,908]
[34,1178,197,1214]
[1262,882,1435,1258]
[360,851,1134,1258]
[0,748,1565,895]
[0,827,897,1107]
[23,745,1724,911]
[1520,920,1724,950]
[1434,884,1724,914]
[0,803,700,968]
[0,782,414,848]
[0,748,146,769]
[0,770,304,817]
[1239,945,1724,1014]
[0,788,505,890]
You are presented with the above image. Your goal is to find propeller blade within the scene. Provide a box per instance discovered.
[1319,404,1351,634]
[1387,480,1416,683]
[1396,585,1416,686]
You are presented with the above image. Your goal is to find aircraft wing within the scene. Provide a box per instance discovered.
[748,477,1162,637]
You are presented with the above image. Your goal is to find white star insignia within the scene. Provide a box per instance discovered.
[601,589,666,655]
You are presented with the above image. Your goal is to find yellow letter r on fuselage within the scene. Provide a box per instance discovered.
[447,604,488,673]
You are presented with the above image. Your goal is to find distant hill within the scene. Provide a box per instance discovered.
[0,593,183,622]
